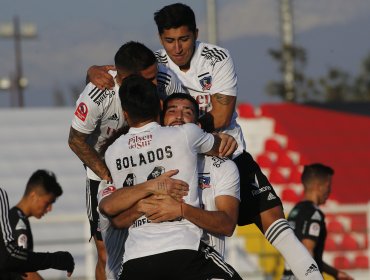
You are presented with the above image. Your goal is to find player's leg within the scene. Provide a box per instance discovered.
[86,178,107,280]
[234,151,323,280]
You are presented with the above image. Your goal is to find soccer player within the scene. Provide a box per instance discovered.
[101,75,242,280]
[282,164,354,280]
[97,170,190,279]
[0,187,74,277]
[87,4,322,278]
[2,170,64,280]
[68,41,184,279]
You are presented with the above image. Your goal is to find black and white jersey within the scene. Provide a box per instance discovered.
[72,67,184,180]
[105,122,215,263]
[285,201,326,274]
[198,155,240,256]
[97,182,127,280]
[156,41,246,159]
[8,207,33,251]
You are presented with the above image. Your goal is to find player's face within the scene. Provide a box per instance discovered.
[318,177,332,205]
[159,26,198,71]
[32,193,56,219]
[117,63,158,86]
[163,98,197,126]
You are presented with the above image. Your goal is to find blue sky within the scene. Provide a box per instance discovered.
[0,0,370,107]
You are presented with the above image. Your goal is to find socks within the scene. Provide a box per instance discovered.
[265,219,323,280]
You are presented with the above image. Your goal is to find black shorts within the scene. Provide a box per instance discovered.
[119,242,242,280]
[234,151,283,226]
[86,178,102,241]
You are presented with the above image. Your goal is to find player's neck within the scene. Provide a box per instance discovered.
[15,200,31,217]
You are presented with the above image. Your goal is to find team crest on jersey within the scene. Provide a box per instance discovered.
[199,75,212,91]
[147,166,165,180]
[123,174,136,187]
[18,234,28,249]
[198,175,211,189]
[74,102,88,121]
[102,185,116,197]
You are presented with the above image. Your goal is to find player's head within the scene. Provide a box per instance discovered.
[162,93,199,126]
[23,169,63,219]
[114,41,158,85]
[154,3,198,70]
[301,163,334,205]
[119,74,161,126]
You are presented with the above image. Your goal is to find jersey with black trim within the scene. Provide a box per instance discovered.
[8,207,33,251]
[72,68,184,180]
[198,155,240,257]
[105,122,215,263]
[155,41,246,159]
[97,182,127,280]
[285,200,326,273]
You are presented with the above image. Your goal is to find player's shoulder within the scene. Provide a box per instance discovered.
[196,41,231,63]
[205,155,237,170]
[155,48,168,65]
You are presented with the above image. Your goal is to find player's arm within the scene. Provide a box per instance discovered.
[143,195,239,236]
[301,238,316,256]
[22,272,44,280]
[321,262,354,280]
[109,202,145,229]
[199,93,236,133]
[86,65,115,89]
[68,127,112,181]
[99,170,189,217]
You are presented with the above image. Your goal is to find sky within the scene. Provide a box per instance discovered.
[0,0,370,108]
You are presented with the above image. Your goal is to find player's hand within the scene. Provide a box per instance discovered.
[50,251,75,276]
[141,195,182,222]
[337,270,354,280]
[152,169,189,201]
[87,65,115,90]
[217,132,237,158]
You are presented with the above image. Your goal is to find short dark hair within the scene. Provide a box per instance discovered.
[301,163,334,186]
[154,3,197,34]
[119,75,160,124]
[24,170,63,198]
[162,93,199,123]
[114,41,157,73]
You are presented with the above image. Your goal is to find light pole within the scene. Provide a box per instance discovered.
[0,15,36,107]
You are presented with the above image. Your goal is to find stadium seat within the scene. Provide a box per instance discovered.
[269,168,288,184]
[339,234,360,250]
[238,103,255,118]
[288,166,302,184]
[333,255,352,270]
[281,188,301,203]
[324,235,338,251]
[327,219,346,234]
[256,153,275,168]
[264,138,283,153]
[276,152,295,168]
[353,254,369,269]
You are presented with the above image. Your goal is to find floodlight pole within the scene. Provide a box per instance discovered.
[0,15,37,107]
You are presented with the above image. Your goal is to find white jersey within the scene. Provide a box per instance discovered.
[71,67,184,180]
[97,182,127,280]
[156,41,246,158]
[198,155,240,256]
[105,122,214,263]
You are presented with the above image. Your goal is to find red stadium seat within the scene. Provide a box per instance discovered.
[269,168,288,184]
[288,166,302,184]
[276,152,295,168]
[333,255,352,270]
[281,188,301,203]
[327,219,346,234]
[354,254,369,269]
[339,234,360,250]
[264,138,283,153]
[256,153,275,168]
[324,236,338,251]
[238,103,255,118]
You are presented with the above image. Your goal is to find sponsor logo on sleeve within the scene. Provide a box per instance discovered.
[102,185,116,197]
[74,102,88,121]
[308,222,321,237]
